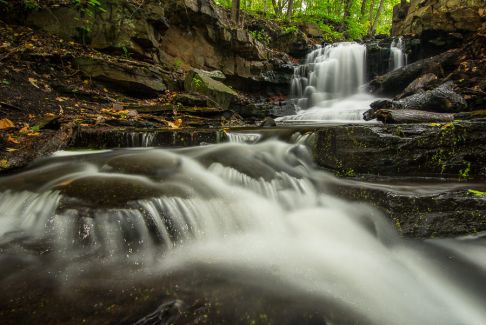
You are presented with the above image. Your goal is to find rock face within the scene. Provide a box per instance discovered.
[334,180,486,238]
[392,0,485,36]
[392,0,485,58]
[75,56,167,97]
[365,38,393,80]
[25,0,292,92]
[313,121,486,177]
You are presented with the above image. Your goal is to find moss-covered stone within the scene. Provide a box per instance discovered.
[184,69,237,109]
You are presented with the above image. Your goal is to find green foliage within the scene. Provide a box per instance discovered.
[22,0,40,10]
[192,76,203,90]
[459,161,471,180]
[345,19,366,40]
[318,23,343,42]
[73,0,106,16]
[281,25,298,35]
[174,58,185,69]
[72,0,106,45]
[121,46,131,59]
[215,0,400,40]
[249,29,271,44]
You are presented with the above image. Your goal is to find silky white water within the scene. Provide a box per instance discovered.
[390,37,407,71]
[0,142,485,324]
[278,43,377,123]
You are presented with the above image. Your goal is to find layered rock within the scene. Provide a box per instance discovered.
[392,0,485,36]
[24,0,293,92]
[392,0,485,58]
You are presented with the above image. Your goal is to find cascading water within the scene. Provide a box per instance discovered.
[225,132,262,144]
[278,42,377,123]
[390,37,407,71]
[0,142,485,324]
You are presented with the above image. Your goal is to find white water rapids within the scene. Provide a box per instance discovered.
[0,142,485,324]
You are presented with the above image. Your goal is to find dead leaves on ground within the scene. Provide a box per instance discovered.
[0,118,15,130]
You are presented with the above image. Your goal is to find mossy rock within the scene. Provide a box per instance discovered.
[184,69,237,109]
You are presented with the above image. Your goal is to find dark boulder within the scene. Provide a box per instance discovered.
[365,82,467,120]
[368,49,459,96]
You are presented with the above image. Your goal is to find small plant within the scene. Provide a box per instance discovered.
[174,58,184,69]
[282,25,298,35]
[22,0,40,10]
[121,46,131,59]
[249,29,271,45]
[192,76,203,90]
[73,0,106,16]
[459,161,471,180]
[73,0,106,45]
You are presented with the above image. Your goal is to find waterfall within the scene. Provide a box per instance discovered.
[390,37,407,71]
[1,144,486,324]
[278,42,377,123]
[225,132,262,144]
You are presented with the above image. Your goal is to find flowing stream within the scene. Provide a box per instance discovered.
[277,43,377,123]
[0,142,485,324]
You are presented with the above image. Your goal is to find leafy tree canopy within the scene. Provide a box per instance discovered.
[218,0,401,40]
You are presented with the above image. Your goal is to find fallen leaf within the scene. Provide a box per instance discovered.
[56,97,69,102]
[0,118,15,130]
[167,118,183,129]
[6,148,17,152]
[0,159,9,169]
[7,134,20,144]
[19,125,30,133]
[28,77,40,89]
[27,132,40,136]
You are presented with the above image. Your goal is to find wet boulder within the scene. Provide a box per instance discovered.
[56,175,193,208]
[103,151,182,180]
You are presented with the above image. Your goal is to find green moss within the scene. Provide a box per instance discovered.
[468,189,486,197]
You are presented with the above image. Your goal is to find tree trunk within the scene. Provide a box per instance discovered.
[369,0,384,36]
[231,0,240,23]
[287,0,294,19]
[374,109,454,124]
[360,0,368,21]
[367,0,375,33]
[343,0,352,20]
